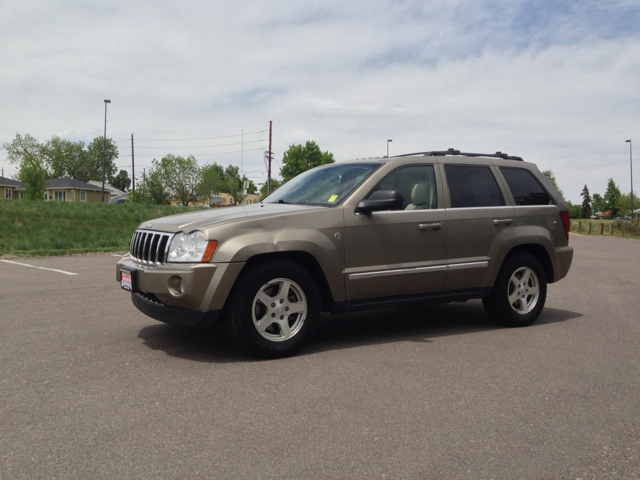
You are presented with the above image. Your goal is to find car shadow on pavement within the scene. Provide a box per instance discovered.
[137,300,583,363]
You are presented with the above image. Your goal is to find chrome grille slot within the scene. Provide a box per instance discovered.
[129,230,173,265]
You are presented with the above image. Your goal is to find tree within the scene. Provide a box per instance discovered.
[42,136,94,181]
[279,141,335,182]
[259,178,282,198]
[154,154,200,205]
[603,178,622,217]
[617,192,640,217]
[112,170,131,192]
[130,168,170,205]
[198,163,226,201]
[3,133,43,166]
[542,170,564,199]
[592,193,605,214]
[580,185,592,219]
[16,153,47,200]
[224,165,242,202]
[86,137,119,184]
[566,201,582,219]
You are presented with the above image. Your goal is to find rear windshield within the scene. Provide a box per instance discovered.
[263,163,381,206]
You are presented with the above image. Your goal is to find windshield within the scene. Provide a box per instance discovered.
[263,163,381,206]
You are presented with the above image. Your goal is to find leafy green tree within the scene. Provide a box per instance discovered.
[616,192,640,217]
[42,136,94,181]
[279,141,335,182]
[16,153,47,200]
[224,165,242,202]
[86,137,119,184]
[154,154,200,205]
[112,170,131,192]
[130,169,170,205]
[542,170,564,199]
[566,201,582,219]
[603,178,622,217]
[592,193,605,214]
[198,163,226,201]
[259,178,282,198]
[3,133,43,166]
[580,185,591,219]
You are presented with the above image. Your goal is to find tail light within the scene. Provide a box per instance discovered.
[559,210,570,240]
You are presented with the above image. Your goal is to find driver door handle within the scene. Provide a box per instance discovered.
[419,223,442,231]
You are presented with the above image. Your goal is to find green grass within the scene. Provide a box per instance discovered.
[0,200,202,257]
[570,219,640,239]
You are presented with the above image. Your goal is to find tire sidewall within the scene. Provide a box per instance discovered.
[485,253,547,327]
[227,260,321,358]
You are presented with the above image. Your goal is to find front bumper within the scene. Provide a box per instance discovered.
[116,255,245,315]
[131,292,220,328]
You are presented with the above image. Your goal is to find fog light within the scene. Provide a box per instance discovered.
[168,276,185,296]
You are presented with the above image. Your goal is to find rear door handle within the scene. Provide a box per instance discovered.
[493,218,513,226]
[419,223,442,231]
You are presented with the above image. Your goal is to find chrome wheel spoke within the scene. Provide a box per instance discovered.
[252,277,307,342]
[507,266,539,315]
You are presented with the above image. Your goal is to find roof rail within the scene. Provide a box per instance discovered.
[394,148,524,161]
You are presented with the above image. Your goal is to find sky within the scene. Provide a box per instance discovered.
[1,0,639,203]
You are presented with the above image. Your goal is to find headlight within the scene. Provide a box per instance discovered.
[167,231,217,263]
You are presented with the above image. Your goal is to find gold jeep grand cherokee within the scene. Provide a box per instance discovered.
[117,149,573,358]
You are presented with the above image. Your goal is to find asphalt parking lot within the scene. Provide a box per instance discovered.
[1,234,639,479]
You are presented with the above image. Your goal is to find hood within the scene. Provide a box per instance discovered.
[138,203,325,233]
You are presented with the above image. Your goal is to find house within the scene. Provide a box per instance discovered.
[241,194,261,205]
[0,176,24,200]
[210,192,236,208]
[44,178,111,202]
[87,180,127,202]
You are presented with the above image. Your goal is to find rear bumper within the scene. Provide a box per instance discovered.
[132,292,220,328]
[554,246,574,281]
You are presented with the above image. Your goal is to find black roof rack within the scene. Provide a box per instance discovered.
[394,148,523,161]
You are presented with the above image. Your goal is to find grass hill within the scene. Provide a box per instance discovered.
[0,200,200,257]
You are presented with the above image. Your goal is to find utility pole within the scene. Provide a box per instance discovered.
[267,120,272,194]
[131,134,135,191]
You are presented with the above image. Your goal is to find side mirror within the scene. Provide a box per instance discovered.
[355,190,403,214]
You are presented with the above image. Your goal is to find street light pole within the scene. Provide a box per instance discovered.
[626,139,633,219]
[387,139,393,157]
[102,99,111,202]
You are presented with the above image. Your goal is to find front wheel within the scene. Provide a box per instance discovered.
[483,253,547,327]
[224,260,321,358]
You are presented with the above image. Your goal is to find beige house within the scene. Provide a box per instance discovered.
[43,178,110,202]
[210,192,236,208]
[1,176,24,200]
[241,194,261,205]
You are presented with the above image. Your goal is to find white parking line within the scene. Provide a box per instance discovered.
[0,259,79,276]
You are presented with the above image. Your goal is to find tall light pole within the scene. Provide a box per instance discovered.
[102,99,111,202]
[626,139,633,219]
[387,139,393,157]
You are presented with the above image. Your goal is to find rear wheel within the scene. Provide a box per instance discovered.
[483,253,547,327]
[224,260,321,358]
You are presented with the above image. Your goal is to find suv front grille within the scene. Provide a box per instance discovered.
[130,230,173,265]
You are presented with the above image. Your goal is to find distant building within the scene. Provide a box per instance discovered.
[0,176,24,200]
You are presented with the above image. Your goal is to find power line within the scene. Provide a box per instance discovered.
[121,139,267,150]
[111,121,268,137]
[130,147,267,157]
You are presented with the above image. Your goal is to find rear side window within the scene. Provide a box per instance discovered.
[500,167,554,206]
[445,165,504,208]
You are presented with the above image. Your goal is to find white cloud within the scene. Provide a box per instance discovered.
[1,0,638,202]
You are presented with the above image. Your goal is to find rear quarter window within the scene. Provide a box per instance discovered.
[445,165,504,208]
[500,167,554,206]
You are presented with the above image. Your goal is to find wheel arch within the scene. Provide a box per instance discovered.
[503,244,554,284]
[240,251,337,313]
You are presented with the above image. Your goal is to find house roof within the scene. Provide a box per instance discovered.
[0,176,23,188]
[46,177,104,191]
[87,180,126,196]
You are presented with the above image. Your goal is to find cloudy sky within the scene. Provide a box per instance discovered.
[1,0,638,203]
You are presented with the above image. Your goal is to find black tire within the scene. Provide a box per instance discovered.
[224,260,322,359]
[483,252,547,328]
